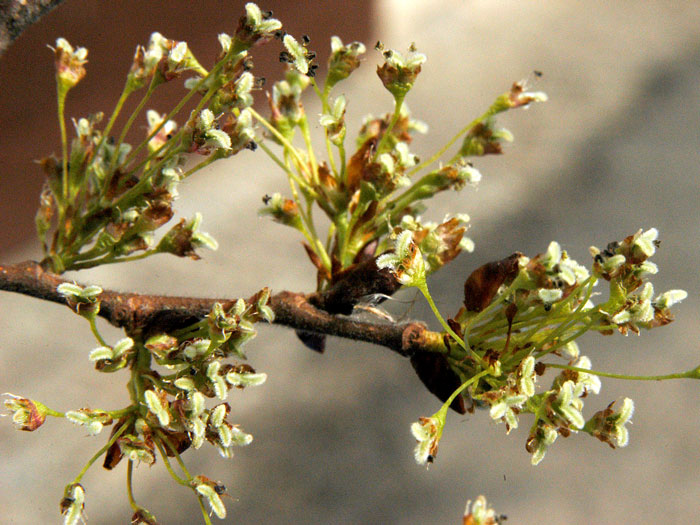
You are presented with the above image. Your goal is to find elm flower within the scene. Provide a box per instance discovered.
[376,43,426,99]
[410,416,443,465]
[226,369,268,387]
[464,495,499,525]
[518,356,536,397]
[144,389,170,426]
[554,380,585,429]
[60,483,85,525]
[146,110,177,154]
[3,394,48,431]
[194,477,227,519]
[235,2,282,47]
[376,230,426,287]
[327,36,366,88]
[528,423,558,465]
[587,398,635,448]
[65,409,112,436]
[655,289,688,310]
[633,227,659,258]
[282,34,310,75]
[489,393,528,432]
[573,356,601,395]
[53,38,88,89]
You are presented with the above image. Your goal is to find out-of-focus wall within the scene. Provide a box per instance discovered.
[2,1,700,523]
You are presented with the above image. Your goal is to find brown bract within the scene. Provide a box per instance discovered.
[463,253,522,312]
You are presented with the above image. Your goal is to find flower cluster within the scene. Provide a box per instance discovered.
[407,229,685,466]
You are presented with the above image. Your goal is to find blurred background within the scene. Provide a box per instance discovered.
[2,1,700,523]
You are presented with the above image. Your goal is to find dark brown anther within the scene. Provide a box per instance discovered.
[301,34,311,44]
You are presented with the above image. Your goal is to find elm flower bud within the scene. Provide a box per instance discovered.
[572,356,601,395]
[458,162,482,186]
[60,483,85,525]
[255,287,275,322]
[234,71,255,108]
[188,391,206,417]
[53,38,87,90]
[218,33,233,53]
[561,341,580,360]
[3,393,48,431]
[376,230,426,287]
[410,415,443,465]
[174,377,196,391]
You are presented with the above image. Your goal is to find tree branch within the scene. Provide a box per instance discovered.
[0,260,443,357]
[0,0,66,57]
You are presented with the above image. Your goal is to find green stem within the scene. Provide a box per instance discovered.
[373,95,404,160]
[258,141,312,195]
[408,107,492,176]
[57,84,70,204]
[440,370,490,415]
[95,80,134,158]
[71,249,160,271]
[126,460,139,512]
[153,436,189,486]
[72,420,130,484]
[299,116,319,185]
[108,77,158,175]
[544,363,700,381]
[88,317,109,346]
[248,107,314,182]
[155,431,212,525]
[417,281,486,367]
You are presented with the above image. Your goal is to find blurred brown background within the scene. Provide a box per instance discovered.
[2,1,700,523]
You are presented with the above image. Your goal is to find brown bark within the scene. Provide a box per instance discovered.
[0,259,438,357]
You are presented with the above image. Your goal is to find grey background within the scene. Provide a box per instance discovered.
[2,1,700,523]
